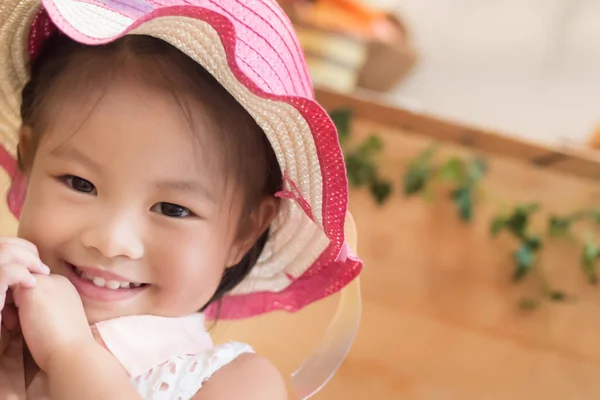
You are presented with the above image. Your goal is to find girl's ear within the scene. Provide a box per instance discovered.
[17,126,34,173]
[227,196,279,267]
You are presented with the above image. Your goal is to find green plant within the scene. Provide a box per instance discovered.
[491,203,542,281]
[488,203,579,308]
[582,237,600,284]
[403,144,437,196]
[547,209,600,285]
[330,108,392,204]
[403,145,488,221]
[330,107,600,311]
[548,209,600,237]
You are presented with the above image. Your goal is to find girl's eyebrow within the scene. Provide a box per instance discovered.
[156,180,215,203]
[51,147,214,202]
[50,146,101,173]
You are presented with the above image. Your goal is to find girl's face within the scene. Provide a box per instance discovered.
[17,76,260,324]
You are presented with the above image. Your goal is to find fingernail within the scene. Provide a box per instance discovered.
[38,261,50,274]
[28,275,36,286]
[0,284,7,292]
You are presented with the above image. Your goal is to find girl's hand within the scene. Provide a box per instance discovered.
[12,274,94,371]
[0,237,50,356]
[13,277,139,400]
[0,293,19,356]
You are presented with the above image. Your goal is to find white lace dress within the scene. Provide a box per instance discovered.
[132,341,254,400]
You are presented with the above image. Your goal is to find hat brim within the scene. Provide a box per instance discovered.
[0,0,362,319]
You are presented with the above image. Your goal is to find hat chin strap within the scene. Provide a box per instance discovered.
[291,213,362,399]
[291,278,362,399]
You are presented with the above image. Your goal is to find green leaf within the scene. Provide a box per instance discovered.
[467,158,488,183]
[451,187,473,221]
[403,164,431,195]
[504,203,541,238]
[524,234,542,251]
[329,108,352,145]
[414,144,438,164]
[517,203,541,214]
[518,297,539,311]
[548,215,572,236]
[439,158,464,183]
[362,135,383,154]
[345,154,376,187]
[328,107,392,206]
[547,290,567,302]
[513,244,535,281]
[490,216,507,236]
[354,135,383,162]
[370,179,393,205]
[403,145,438,196]
[581,238,600,284]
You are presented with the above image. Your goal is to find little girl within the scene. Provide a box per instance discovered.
[0,0,362,399]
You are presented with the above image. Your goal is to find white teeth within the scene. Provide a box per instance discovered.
[73,266,141,290]
[92,277,106,287]
[106,280,121,290]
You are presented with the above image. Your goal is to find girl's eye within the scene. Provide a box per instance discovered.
[62,175,96,194]
[152,202,193,218]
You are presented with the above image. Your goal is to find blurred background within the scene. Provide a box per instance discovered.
[389,0,599,148]
[287,0,600,148]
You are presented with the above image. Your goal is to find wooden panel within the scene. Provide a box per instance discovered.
[315,87,600,181]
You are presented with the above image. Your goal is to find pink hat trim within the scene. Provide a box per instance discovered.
[1,0,362,319]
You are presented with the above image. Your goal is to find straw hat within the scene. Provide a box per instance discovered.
[0,0,362,320]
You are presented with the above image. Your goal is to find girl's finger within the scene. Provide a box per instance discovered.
[1,304,19,332]
[0,324,9,355]
[0,243,48,275]
[0,237,38,255]
[0,264,37,289]
[0,286,6,314]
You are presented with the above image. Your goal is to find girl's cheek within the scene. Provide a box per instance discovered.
[19,174,83,244]
[149,231,226,285]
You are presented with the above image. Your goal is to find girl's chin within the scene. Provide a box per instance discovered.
[80,302,145,325]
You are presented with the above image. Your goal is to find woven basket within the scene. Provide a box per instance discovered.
[278,0,417,92]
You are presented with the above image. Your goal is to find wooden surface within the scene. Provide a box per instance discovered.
[211,118,600,399]
[315,87,600,182]
[3,109,600,398]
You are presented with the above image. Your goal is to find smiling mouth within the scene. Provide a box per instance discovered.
[67,263,149,290]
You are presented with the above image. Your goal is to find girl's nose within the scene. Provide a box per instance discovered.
[80,214,144,260]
